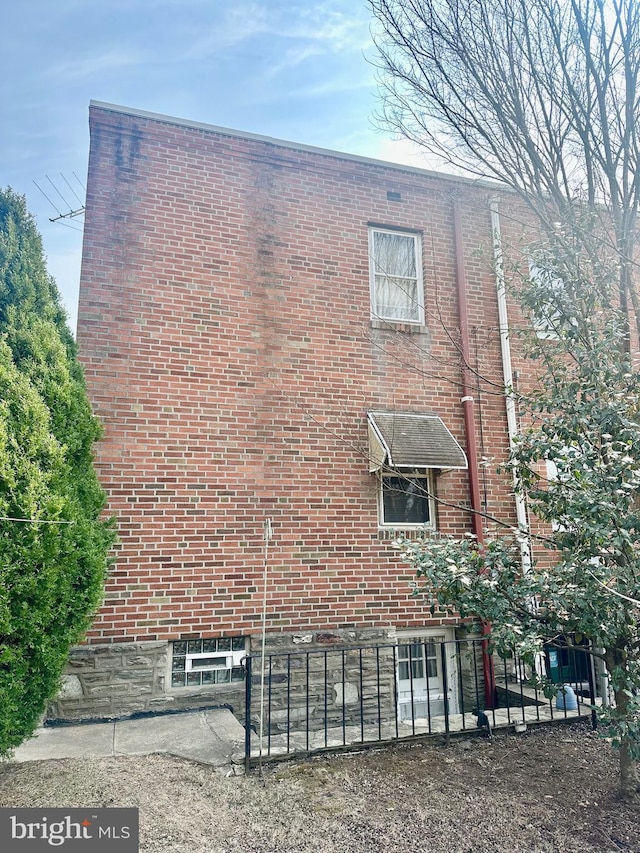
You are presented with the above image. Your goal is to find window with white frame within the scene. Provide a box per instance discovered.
[396,629,458,721]
[369,227,424,324]
[379,469,434,528]
[171,637,246,688]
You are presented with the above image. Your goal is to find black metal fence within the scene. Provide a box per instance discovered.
[243,638,597,769]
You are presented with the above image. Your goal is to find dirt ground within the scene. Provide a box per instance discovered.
[0,720,638,853]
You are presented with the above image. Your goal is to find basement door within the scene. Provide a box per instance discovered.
[396,632,457,722]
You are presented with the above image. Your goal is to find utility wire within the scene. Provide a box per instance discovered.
[53,218,83,232]
[0,516,74,524]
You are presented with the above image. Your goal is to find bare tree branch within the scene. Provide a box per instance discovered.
[368,0,640,344]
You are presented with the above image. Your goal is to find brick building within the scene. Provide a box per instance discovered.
[53,101,535,723]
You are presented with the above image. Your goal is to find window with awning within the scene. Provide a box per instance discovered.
[368,412,468,529]
[367,412,468,472]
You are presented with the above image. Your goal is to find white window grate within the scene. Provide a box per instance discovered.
[171,637,246,687]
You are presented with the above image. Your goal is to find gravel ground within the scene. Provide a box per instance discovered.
[1,720,638,852]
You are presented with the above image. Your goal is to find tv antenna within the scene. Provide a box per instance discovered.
[33,172,86,228]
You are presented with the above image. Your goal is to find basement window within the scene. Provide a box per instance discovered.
[171,637,246,687]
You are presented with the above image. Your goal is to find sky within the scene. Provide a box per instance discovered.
[1,0,431,333]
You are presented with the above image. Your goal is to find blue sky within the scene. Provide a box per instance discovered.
[2,0,428,332]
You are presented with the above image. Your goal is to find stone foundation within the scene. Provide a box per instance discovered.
[455,626,490,711]
[47,628,398,723]
[49,627,497,729]
[47,641,169,720]
[249,626,398,735]
[47,640,244,722]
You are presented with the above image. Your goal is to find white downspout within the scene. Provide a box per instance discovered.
[489,198,531,570]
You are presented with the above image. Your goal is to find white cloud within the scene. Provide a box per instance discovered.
[185,1,371,61]
[285,74,374,99]
[47,48,145,82]
[293,3,372,51]
[375,136,446,171]
[184,4,271,58]
[261,44,326,82]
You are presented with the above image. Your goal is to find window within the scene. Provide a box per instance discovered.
[367,412,466,529]
[379,469,434,527]
[398,639,439,683]
[171,637,246,688]
[369,227,423,324]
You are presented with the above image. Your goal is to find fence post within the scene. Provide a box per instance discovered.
[587,646,598,731]
[441,642,450,747]
[244,655,252,774]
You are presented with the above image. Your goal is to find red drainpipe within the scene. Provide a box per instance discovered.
[452,199,496,710]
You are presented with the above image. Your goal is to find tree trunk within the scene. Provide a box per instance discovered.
[613,686,639,799]
[619,741,639,799]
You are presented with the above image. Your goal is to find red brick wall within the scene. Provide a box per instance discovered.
[77,104,521,644]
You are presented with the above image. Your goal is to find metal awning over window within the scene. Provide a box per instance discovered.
[367,411,468,472]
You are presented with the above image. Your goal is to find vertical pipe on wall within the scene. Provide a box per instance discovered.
[452,199,495,710]
[488,198,531,567]
[453,201,484,538]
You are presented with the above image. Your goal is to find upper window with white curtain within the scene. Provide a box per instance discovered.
[369,227,424,324]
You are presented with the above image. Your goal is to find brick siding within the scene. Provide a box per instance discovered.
[77,104,523,652]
